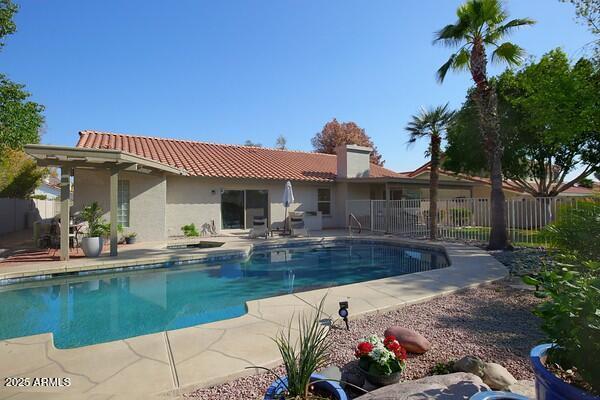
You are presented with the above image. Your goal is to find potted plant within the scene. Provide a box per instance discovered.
[80,202,109,257]
[523,200,600,399]
[258,297,348,400]
[124,232,137,244]
[355,335,407,386]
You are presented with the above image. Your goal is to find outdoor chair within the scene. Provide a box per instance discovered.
[289,211,309,237]
[248,216,269,239]
[48,218,79,256]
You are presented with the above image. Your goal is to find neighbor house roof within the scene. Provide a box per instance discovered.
[76,131,405,182]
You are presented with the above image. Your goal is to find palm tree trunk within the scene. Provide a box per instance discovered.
[470,41,509,250]
[429,135,441,240]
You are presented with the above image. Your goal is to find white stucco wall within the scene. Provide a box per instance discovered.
[73,169,167,242]
[165,177,338,235]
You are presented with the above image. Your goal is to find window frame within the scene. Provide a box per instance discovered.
[117,180,130,228]
[317,187,332,216]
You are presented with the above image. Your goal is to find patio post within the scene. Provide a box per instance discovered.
[59,166,71,261]
[110,168,119,256]
[385,183,390,233]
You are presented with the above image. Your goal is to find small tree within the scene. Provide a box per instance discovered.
[312,118,384,165]
[243,140,262,147]
[275,135,287,150]
[405,104,456,240]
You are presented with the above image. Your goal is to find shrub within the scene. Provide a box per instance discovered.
[523,259,600,393]
[542,199,600,260]
[449,207,472,226]
[181,223,199,237]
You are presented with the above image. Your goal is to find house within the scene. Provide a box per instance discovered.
[33,176,60,199]
[25,131,490,250]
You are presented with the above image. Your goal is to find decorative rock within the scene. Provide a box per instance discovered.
[508,380,536,399]
[356,372,490,399]
[453,355,486,378]
[384,326,431,354]
[319,365,342,381]
[482,362,518,390]
[342,370,365,390]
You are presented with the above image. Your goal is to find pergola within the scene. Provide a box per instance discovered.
[24,144,187,261]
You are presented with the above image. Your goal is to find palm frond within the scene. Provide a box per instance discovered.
[436,54,456,83]
[405,103,456,145]
[433,19,471,47]
[453,48,471,72]
[491,42,525,65]
[486,17,536,43]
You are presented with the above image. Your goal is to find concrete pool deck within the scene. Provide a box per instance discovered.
[0,235,508,399]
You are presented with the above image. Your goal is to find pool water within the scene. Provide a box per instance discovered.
[0,242,448,348]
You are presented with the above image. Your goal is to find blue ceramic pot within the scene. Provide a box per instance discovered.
[264,373,348,400]
[470,391,529,400]
[530,344,599,400]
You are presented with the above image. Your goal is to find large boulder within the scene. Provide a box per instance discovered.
[357,372,490,399]
[482,362,518,390]
[508,380,536,399]
[453,356,486,378]
[384,326,431,354]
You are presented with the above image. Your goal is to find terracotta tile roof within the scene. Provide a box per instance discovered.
[76,131,404,182]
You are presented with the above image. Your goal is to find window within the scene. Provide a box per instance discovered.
[317,188,331,216]
[118,180,130,227]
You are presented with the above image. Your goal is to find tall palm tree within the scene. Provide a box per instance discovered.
[406,104,455,240]
[434,0,534,249]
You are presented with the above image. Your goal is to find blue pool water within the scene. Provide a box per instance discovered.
[0,241,448,348]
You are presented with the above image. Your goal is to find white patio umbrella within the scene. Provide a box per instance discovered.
[282,181,294,233]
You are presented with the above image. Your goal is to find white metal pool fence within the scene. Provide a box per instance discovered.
[347,196,594,245]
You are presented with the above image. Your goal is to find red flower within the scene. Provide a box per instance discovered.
[384,336,401,351]
[355,341,374,358]
[394,345,407,361]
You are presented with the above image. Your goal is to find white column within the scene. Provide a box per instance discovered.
[60,167,71,261]
[110,168,119,256]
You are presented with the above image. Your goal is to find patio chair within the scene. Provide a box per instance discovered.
[289,211,309,237]
[248,216,269,239]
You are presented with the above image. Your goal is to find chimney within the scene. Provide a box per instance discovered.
[336,144,372,178]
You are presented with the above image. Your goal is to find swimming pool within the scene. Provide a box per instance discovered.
[0,240,448,348]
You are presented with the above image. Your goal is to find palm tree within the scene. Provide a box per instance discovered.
[406,104,456,240]
[434,0,534,250]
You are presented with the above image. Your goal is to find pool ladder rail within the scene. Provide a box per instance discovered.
[348,213,362,236]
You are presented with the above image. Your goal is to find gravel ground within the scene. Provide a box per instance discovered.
[488,247,552,276]
[186,281,543,399]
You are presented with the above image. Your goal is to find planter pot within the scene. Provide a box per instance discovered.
[530,343,599,400]
[470,391,529,400]
[359,367,401,387]
[264,373,347,400]
[125,236,137,244]
[81,237,104,258]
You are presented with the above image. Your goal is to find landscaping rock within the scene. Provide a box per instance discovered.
[482,362,518,390]
[453,356,486,378]
[508,380,536,399]
[319,365,342,381]
[384,326,431,354]
[357,372,490,399]
[342,370,365,390]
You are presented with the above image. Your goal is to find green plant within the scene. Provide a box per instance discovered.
[449,207,472,226]
[252,297,331,399]
[125,232,137,239]
[81,202,109,238]
[431,360,455,375]
[542,199,600,260]
[181,223,199,237]
[523,259,600,393]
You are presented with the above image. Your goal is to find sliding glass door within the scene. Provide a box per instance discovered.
[221,189,268,229]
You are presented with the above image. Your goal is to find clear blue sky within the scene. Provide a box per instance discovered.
[3,0,595,173]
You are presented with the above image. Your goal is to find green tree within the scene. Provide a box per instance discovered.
[405,104,455,240]
[445,50,600,197]
[0,0,46,197]
[560,0,600,60]
[0,0,18,51]
[243,140,262,147]
[435,0,535,249]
